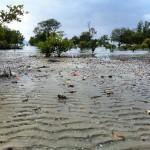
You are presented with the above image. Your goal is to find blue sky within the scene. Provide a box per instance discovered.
[1,0,150,40]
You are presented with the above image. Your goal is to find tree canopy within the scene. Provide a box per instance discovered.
[0,5,26,25]
[38,33,72,57]
[0,25,24,49]
[111,21,150,49]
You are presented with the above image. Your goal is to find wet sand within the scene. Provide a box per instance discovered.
[0,51,150,150]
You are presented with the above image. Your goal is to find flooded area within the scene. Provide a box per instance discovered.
[0,47,150,150]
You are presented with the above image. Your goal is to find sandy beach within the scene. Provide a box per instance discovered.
[0,50,150,150]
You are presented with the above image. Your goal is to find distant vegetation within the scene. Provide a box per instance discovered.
[0,5,26,49]
[29,19,116,57]
[0,25,24,49]
[29,19,150,57]
[29,19,73,57]
[30,19,150,57]
[111,21,150,50]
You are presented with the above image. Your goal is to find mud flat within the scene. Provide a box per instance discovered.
[0,51,150,150]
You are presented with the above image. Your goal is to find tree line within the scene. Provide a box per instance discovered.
[29,19,115,57]
[29,18,150,57]
[111,21,150,50]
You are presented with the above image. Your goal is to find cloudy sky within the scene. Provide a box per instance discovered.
[0,0,150,40]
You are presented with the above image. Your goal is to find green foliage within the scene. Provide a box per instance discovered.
[89,39,98,53]
[0,25,24,49]
[38,33,72,57]
[78,26,98,53]
[79,41,90,50]
[34,19,61,34]
[80,32,92,42]
[104,44,116,50]
[142,38,150,49]
[111,21,150,50]
[0,5,26,24]
[30,19,61,46]
[99,35,109,46]
[71,36,80,48]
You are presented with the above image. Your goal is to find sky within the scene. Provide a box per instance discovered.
[0,0,150,40]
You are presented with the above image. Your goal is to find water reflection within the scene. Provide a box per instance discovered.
[0,46,39,58]
[65,47,149,57]
[0,46,149,58]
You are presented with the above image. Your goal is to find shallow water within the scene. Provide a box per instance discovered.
[65,47,149,58]
[0,47,150,150]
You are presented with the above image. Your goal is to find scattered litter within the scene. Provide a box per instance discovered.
[146,110,150,115]
[57,94,67,103]
[108,75,113,78]
[58,94,67,99]
[112,130,125,141]
[69,91,77,94]
[104,89,114,96]
[22,98,28,102]
[11,81,18,84]
[91,96,101,99]
[82,76,87,80]
[68,84,75,88]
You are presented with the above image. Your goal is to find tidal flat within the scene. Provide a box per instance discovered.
[0,49,150,150]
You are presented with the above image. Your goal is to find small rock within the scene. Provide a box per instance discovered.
[58,94,67,99]
[58,95,67,104]
[69,91,77,94]
[11,81,18,84]
[104,90,114,96]
[82,76,87,80]
[22,99,28,102]
[37,69,42,72]
[68,84,74,88]
[108,75,112,78]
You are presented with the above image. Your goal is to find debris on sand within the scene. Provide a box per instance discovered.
[68,90,77,94]
[91,95,102,99]
[22,98,29,103]
[58,94,67,100]
[104,89,114,97]
[37,65,48,69]
[82,76,87,80]
[68,84,75,88]
[57,94,67,103]
[108,75,113,78]
[71,71,80,76]
[146,110,150,115]
[101,76,105,79]
[112,130,125,141]
[11,81,18,84]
